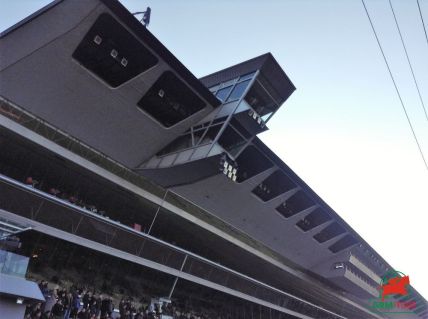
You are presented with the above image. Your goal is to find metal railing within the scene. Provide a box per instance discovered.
[0,95,287,267]
[0,173,344,319]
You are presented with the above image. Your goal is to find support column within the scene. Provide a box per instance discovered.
[168,254,188,299]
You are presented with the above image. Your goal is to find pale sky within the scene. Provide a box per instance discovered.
[1,0,427,299]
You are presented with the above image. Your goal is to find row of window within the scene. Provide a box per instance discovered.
[248,167,356,253]
[234,145,357,253]
[73,13,206,128]
[237,148,341,246]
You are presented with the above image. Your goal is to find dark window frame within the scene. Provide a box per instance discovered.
[137,71,206,128]
[72,13,158,88]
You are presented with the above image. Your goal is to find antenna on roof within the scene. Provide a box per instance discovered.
[132,7,151,27]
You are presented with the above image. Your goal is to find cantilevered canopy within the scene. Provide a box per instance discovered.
[0,274,45,302]
[200,53,296,111]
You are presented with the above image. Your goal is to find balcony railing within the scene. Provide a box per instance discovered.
[0,173,344,319]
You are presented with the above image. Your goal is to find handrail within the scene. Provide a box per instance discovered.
[0,96,281,261]
[0,95,165,197]
[0,173,344,319]
[0,97,379,318]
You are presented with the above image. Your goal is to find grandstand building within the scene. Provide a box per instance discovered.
[0,0,426,318]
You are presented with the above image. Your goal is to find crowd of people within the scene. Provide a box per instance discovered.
[2,170,248,319]
[17,174,212,318]
[26,281,116,319]
[25,280,212,319]
[24,177,107,217]
[21,174,156,234]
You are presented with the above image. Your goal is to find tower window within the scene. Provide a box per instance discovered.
[314,222,346,243]
[73,13,158,87]
[296,208,331,232]
[252,170,296,202]
[276,191,315,218]
[328,235,358,253]
[138,72,206,127]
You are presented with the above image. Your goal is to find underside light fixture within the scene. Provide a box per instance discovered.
[219,155,238,182]
[110,49,118,58]
[258,182,271,194]
[121,58,128,67]
[248,109,265,127]
[16,298,24,304]
[93,35,102,45]
[158,89,165,98]
[334,262,345,270]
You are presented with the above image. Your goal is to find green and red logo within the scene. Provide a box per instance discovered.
[370,270,417,314]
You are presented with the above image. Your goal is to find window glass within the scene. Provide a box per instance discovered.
[226,79,250,102]
[244,81,277,116]
[218,125,246,155]
[137,71,206,127]
[221,79,237,87]
[73,13,158,87]
[252,171,296,202]
[156,134,192,156]
[194,125,222,144]
[239,72,256,82]
[215,86,233,102]
[236,146,273,182]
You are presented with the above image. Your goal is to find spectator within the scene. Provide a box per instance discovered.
[100,296,113,319]
[63,292,73,319]
[77,308,89,319]
[48,187,61,196]
[82,291,91,309]
[71,291,81,318]
[68,195,78,204]
[51,299,64,319]
[25,176,38,188]
[89,297,100,317]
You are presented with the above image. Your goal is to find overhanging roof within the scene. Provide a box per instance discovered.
[200,53,296,104]
[252,136,393,271]
[0,273,45,302]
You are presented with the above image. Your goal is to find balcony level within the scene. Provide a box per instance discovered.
[0,124,380,319]
[0,174,346,319]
